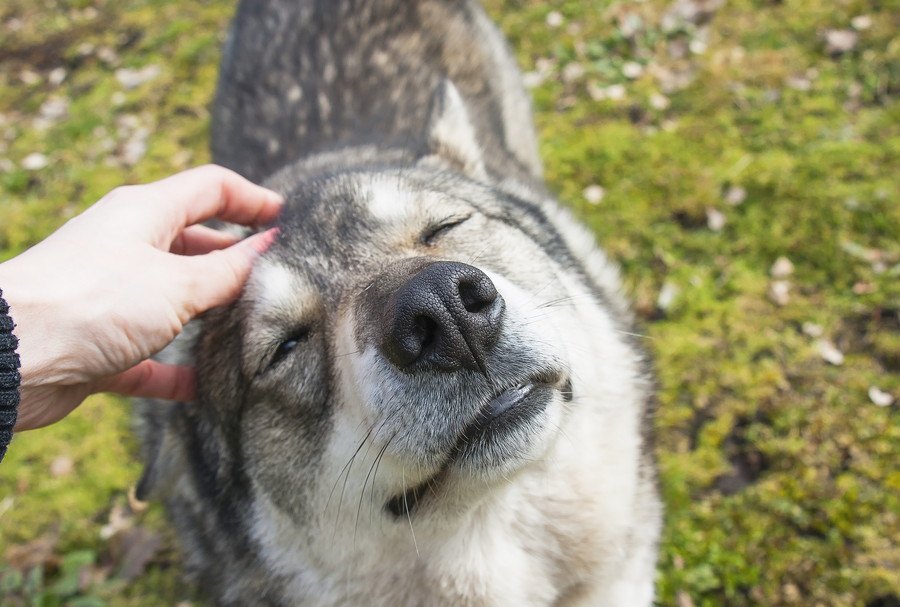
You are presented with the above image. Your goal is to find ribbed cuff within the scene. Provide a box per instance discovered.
[0,288,21,463]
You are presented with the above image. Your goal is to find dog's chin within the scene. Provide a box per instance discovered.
[385,372,571,518]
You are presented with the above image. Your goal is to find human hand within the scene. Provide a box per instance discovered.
[0,165,283,430]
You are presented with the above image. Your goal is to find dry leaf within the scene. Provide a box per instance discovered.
[5,530,61,571]
[112,526,163,582]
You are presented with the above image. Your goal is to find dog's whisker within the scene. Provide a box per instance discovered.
[546,420,576,450]
[327,419,374,514]
[355,416,400,539]
[523,280,555,307]
[523,316,654,343]
[368,430,402,527]
[523,312,558,326]
[359,427,399,532]
[359,280,376,295]
[401,467,420,557]
[466,242,493,266]
[532,293,596,311]
[614,329,653,340]
[329,420,380,539]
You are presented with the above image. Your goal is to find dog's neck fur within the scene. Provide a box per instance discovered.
[247,338,657,607]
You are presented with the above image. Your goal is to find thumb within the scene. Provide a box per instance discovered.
[184,227,279,313]
[95,360,197,401]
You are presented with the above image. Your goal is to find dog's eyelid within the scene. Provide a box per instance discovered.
[263,326,313,373]
[420,213,472,245]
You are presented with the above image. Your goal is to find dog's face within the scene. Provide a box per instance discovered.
[194,87,624,548]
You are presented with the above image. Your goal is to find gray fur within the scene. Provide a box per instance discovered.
[136,1,661,605]
[212,0,542,184]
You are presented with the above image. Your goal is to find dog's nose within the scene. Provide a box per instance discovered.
[382,262,504,372]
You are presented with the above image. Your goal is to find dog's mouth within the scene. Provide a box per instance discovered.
[385,370,571,518]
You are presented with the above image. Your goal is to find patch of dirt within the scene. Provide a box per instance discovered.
[672,208,708,230]
[837,307,899,372]
[712,414,771,495]
[866,595,900,607]
[0,25,97,70]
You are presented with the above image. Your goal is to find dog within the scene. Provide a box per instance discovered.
[135,1,662,605]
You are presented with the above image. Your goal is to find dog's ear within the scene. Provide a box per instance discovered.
[422,80,487,179]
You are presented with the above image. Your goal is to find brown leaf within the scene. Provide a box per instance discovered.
[5,529,61,571]
[111,526,162,582]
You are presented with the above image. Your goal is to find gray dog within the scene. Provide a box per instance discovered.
[136,1,661,605]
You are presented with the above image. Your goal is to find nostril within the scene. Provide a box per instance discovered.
[459,279,495,314]
[414,315,437,351]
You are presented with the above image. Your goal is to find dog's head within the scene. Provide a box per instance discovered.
[171,83,636,555]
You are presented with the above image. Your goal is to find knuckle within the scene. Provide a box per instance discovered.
[194,164,226,181]
[138,362,155,385]
[194,163,216,174]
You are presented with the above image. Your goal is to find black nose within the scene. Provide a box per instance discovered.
[382,261,505,372]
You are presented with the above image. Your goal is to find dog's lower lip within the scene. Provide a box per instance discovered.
[486,384,534,418]
[385,372,566,519]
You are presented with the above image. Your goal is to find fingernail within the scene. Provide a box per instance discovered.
[249,227,280,255]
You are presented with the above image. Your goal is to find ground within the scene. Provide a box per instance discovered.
[0,0,897,605]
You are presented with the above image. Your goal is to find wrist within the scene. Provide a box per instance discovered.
[0,258,73,389]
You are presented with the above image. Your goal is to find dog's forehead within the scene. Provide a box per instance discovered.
[363,175,419,222]
[280,169,456,222]
[273,171,461,255]
[254,172,437,294]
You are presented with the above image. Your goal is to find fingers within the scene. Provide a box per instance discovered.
[170,225,242,256]
[158,164,283,225]
[181,227,279,314]
[96,360,197,401]
[115,165,283,246]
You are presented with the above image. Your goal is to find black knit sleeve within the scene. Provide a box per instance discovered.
[0,288,21,463]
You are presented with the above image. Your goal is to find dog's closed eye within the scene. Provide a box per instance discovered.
[420,215,471,245]
[268,327,312,370]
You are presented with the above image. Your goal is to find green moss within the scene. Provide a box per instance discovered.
[2,0,898,605]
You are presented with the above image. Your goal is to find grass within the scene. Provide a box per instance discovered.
[0,0,897,605]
